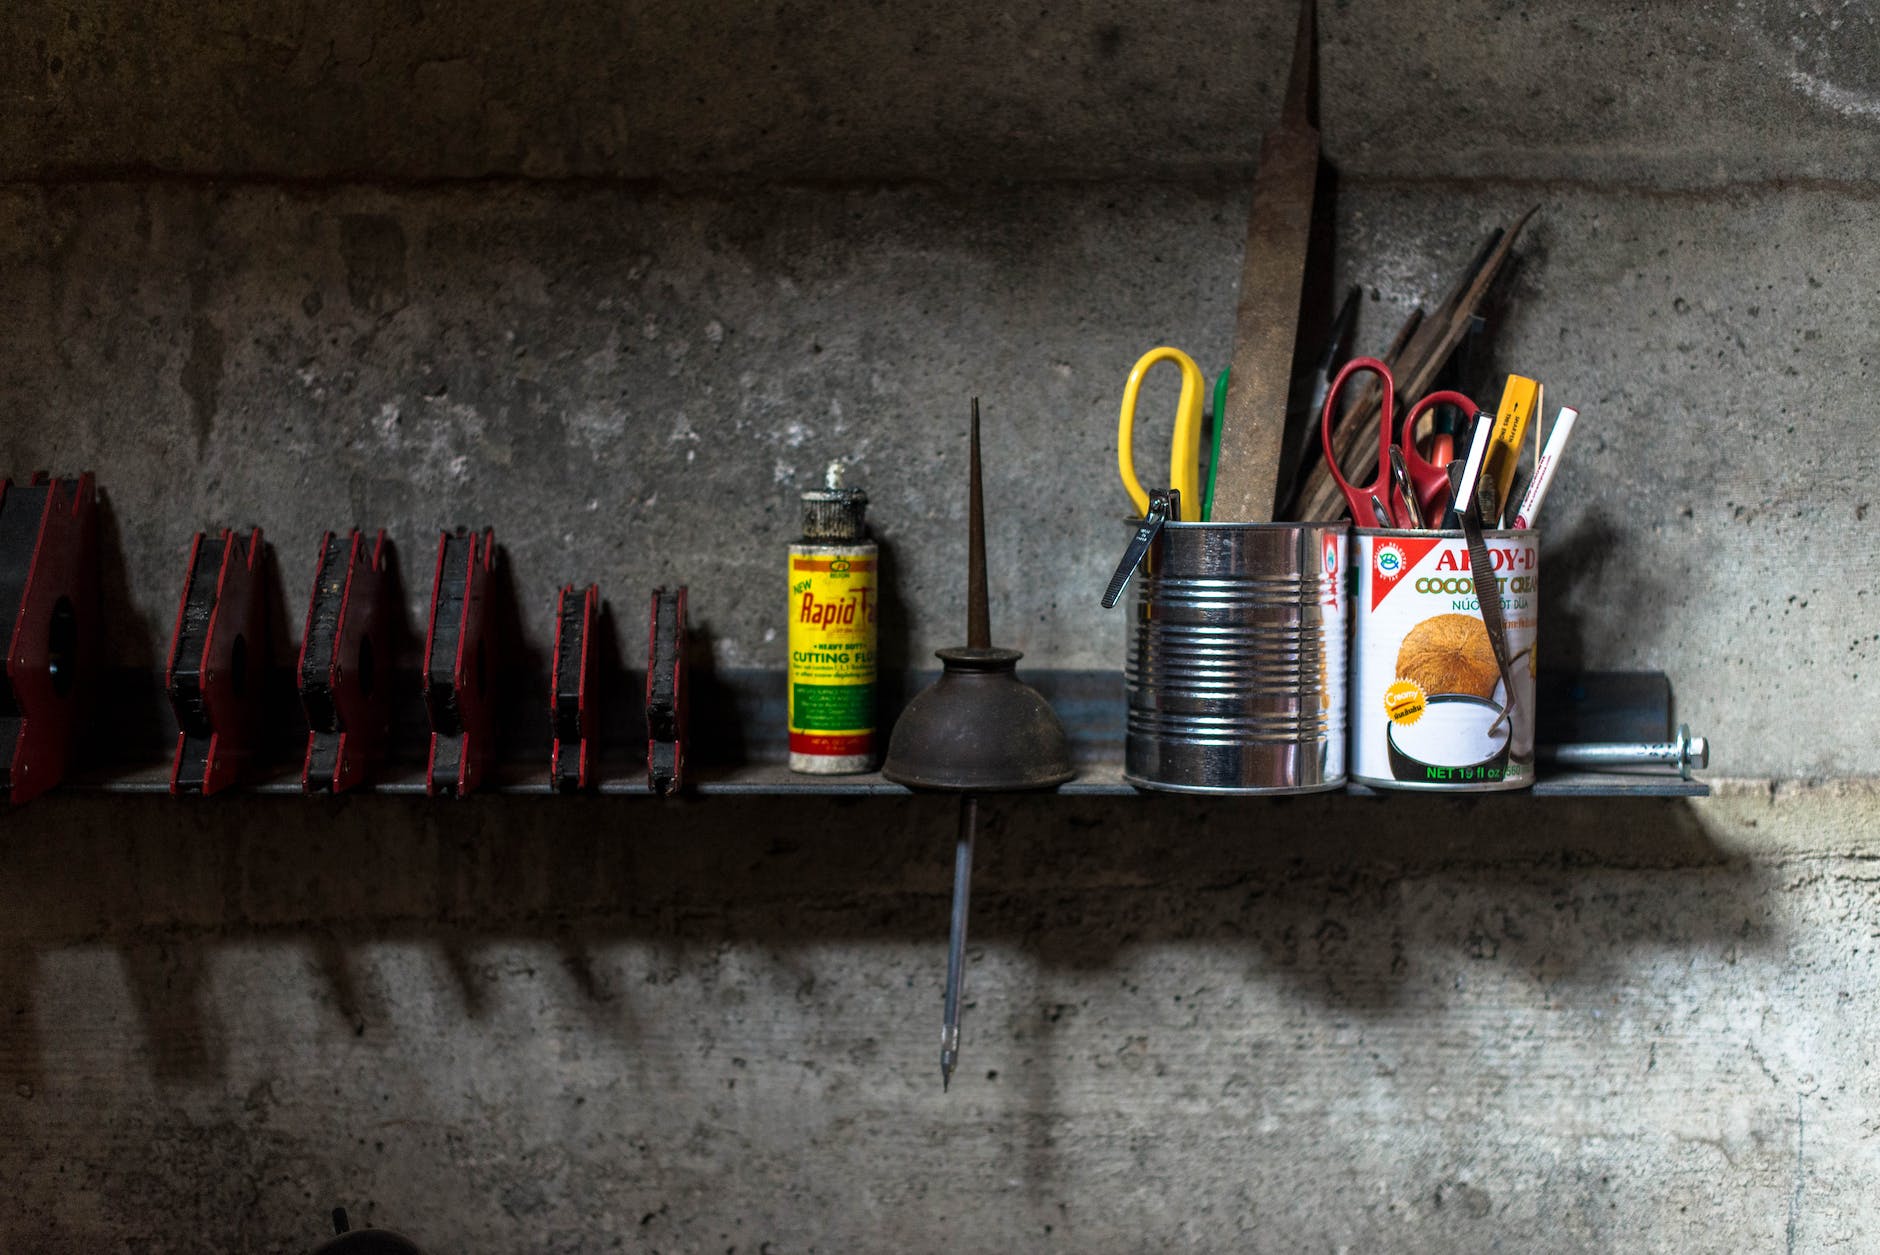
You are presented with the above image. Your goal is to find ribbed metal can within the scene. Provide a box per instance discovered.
[1123,520,1348,793]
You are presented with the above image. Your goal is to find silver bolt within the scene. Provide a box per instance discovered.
[1538,724,1709,780]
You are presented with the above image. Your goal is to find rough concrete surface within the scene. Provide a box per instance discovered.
[3,179,1875,775]
[4,1,1880,186]
[2,782,1877,1251]
[4,0,1878,1248]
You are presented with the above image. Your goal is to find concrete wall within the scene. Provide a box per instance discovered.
[5,784,1879,1250]
[7,1,1879,184]
[5,177,1874,774]
[3,0,1879,1249]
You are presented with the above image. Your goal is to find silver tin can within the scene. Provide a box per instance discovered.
[1123,520,1348,794]
[1349,527,1538,791]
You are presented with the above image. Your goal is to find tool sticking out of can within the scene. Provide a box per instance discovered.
[1211,0,1320,522]
[1512,406,1577,529]
[882,399,1073,1090]
[1295,210,1536,524]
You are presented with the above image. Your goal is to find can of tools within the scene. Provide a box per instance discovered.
[1350,527,1538,790]
[1121,520,1348,793]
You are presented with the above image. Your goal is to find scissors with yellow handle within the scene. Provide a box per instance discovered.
[1116,346,1205,519]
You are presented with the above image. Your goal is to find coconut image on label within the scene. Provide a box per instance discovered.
[1386,615,1512,780]
[1399,613,1499,698]
[1388,615,1510,778]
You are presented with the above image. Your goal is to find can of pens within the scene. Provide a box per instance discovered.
[1121,520,1348,793]
[1349,527,1538,790]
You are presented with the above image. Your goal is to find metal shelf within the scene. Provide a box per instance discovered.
[49,667,1707,799]
[687,762,1705,797]
[63,758,1705,798]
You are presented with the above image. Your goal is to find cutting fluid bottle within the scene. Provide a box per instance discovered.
[787,478,877,773]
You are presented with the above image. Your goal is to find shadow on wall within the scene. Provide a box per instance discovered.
[1538,506,1630,677]
[0,791,1768,1090]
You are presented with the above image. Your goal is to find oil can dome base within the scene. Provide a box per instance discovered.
[881,647,1075,792]
[1123,519,1348,795]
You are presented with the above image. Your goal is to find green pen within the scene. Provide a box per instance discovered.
[1203,368,1230,523]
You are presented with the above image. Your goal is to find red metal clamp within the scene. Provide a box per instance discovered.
[165,527,267,795]
[424,528,496,796]
[0,473,99,804]
[298,530,392,793]
[551,582,598,791]
[646,586,688,795]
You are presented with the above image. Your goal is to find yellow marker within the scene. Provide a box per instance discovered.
[1484,375,1539,520]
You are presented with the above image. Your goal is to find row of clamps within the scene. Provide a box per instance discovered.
[162,525,688,800]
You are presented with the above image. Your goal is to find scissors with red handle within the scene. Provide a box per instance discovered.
[1397,385,1483,523]
[1320,356,1480,526]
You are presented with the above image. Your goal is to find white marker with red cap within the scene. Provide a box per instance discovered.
[1513,406,1578,530]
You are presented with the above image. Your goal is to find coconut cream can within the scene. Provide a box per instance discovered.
[787,485,878,773]
[1350,528,1539,790]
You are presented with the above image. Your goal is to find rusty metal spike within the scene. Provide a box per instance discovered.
[1280,0,1316,129]
[967,398,990,650]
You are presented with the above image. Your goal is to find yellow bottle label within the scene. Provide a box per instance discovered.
[787,545,877,762]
